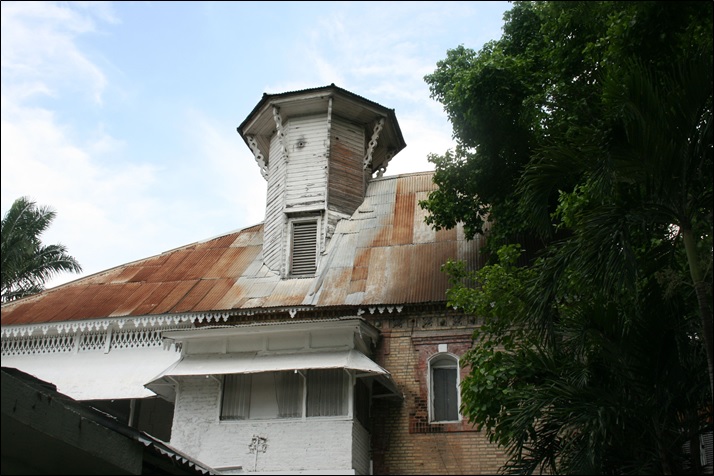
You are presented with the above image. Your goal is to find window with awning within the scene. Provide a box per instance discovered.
[145,349,401,405]
[220,368,348,420]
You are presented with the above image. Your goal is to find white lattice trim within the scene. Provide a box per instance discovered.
[1,308,312,356]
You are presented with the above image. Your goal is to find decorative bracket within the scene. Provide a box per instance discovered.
[246,135,268,180]
[374,149,396,178]
[272,106,289,162]
[363,117,385,170]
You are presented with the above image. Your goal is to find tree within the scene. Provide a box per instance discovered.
[422,1,712,245]
[450,242,709,474]
[421,1,713,473]
[1,196,82,303]
[522,52,713,393]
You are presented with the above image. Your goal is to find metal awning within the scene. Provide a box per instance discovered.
[145,349,401,400]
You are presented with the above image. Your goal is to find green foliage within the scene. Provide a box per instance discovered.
[421,0,713,248]
[456,244,709,474]
[423,1,713,473]
[1,196,82,303]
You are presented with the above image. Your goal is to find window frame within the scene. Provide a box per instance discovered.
[428,353,461,423]
[219,369,351,422]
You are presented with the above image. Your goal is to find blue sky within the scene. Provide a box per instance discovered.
[1,1,511,288]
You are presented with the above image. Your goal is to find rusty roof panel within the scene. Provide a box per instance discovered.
[150,281,197,315]
[1,172,491,327]
[310,268,351,307]
[350,265,368,282]
[265,278,315,307]
[143,250,193,283]
[413,191,436,244]
[131,281,185,316]
[392,191,415,245]
[2,290,59,325]
[435,226,458,242]
[348,278,366,296]
[171,280,216,313]
[110,266,144,284]
[109,282,164,317]
[216,278,279,310]
[396,172,435,194]
[371,225,393,247]
[208,245,261,279]
[230,225,263,247]
[164,249,213,281]
[59,285,115,322]
[196,233,236,249]
[193,278,237,311]
[74,283,137,319]
[0,301,33,326]
[127,265,162,283]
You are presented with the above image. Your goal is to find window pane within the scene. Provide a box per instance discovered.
[221,374,251,420]
[307,369,346,417]
[433,367,458,421]
[275,371,303,418]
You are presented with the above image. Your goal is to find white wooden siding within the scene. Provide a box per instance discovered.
[263,132,288,272]
[285,115,328,209]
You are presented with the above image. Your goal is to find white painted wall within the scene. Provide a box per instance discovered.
[170,376,363,473]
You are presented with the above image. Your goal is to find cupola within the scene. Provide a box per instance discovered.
[237,84,406,278]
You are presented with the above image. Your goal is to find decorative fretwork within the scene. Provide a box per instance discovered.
[2,333,75,356]
[1,324,190,357]
[247,135,268,180]
[3,308,372,356]
[373,149,396,178]
[79,331,107,352]
[272,106,289,162]
[111,328,164,350]
[363,117,385,170]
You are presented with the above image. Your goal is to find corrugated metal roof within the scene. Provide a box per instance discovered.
[1,171,486,326]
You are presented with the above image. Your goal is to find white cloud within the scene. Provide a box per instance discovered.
[1,1,114,105]
[0,1,157,288]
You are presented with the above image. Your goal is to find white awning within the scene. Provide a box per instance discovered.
[3,346,181,401]
[145,349,401,400]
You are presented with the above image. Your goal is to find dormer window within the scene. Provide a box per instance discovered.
[289,218,319,276]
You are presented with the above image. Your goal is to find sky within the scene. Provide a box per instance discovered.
[1,1,511,288]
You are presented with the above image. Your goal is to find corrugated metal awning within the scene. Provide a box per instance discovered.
[145,349,401,400]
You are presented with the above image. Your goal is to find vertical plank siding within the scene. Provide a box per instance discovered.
[328,116,366,215]
[285,115,328,209]
[264,133,288,272]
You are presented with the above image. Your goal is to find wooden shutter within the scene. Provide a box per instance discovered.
[291,220,318,276]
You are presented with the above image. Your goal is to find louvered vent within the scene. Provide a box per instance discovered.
[291,220,318,276]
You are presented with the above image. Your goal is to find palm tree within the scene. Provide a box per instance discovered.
[506,53,713,473]
[1,196,82,303]
[607,54,713,396]
[520,52,713,395]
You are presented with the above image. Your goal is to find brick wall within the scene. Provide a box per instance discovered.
[368,309,507,475]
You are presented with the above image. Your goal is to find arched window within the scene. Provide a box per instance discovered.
[429,353,459,422]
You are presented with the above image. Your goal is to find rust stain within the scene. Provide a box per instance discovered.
[0,171,490,327]
[392,191,415,245]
